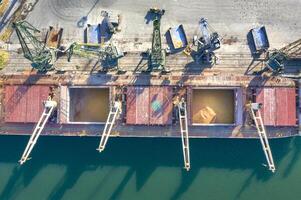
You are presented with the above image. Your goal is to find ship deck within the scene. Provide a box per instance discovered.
[0,0,301,138]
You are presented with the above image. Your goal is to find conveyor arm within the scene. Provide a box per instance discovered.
[19,100,57,165]
[178,99,190,171]
[97,101,121,152]
[249,103,275,172]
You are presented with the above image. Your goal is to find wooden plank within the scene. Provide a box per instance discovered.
[136,87,149,124]
[149,87,163,125]
[235,88,244,125]
[4,85,15,122]
[126,87,136,124]
[25,86,40,122]
[127,86,173,125]
[46,27,62,49]
[16,86,27,122]
[149,86,173,125]
[276,88,296,126]
[299,84,301,130]
[39,86,51,120]
[163,87,173,125]
[255,88,265,124]
[4,85,51,123]
[256,87,296,126]
[59,86,69,124]
[257,88,276,126]
[187,87,192,125]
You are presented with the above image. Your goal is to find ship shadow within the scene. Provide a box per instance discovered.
[282,137,301,178]
[0,136,295,200]
[184,51,209,74]
[234,138,294,199]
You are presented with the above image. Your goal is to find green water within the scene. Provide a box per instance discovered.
[0,136,301,200]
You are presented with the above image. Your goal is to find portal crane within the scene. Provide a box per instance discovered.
[145,8,166,72]
[195,18,221,65]
[13,21,55,72]
[67,42,124,70]
[263,38,301,75]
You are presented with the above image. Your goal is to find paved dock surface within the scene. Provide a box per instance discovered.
[2,0,301,74]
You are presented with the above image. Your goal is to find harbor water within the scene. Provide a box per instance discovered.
[0,136,301,200]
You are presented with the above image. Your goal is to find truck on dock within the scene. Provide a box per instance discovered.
[250,26,270,54]
[167,25,188,50]
[85,24,101,44]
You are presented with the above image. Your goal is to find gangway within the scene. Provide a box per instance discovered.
[178,98,190,171]
[19,100,57,165]
[97,101,122,152]
[249,103,276,172]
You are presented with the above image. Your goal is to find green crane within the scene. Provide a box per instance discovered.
[13,21,55,72]
[67,42,101,61]
[66,42,124,70]
[146,8,166,72]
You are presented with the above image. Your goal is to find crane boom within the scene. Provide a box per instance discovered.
[199,18,211,46]
[67,42,124,69]
[146,8,166,72]
[13,21,54,71]
[148,17,165,71]
[196,18,220,65]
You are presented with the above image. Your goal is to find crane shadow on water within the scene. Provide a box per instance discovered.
[0,135,298,200]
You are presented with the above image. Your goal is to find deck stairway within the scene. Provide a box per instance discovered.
[19,100,57,165]
[97,101,122,152]
[249,103,276,172]
[178,99,190,171]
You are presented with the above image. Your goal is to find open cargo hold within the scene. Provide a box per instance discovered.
[189,88,243,125]
[85,24,101,44]
[255,87,296,126]
[126,86,173,125]
[4,85,51,123]
[60,86,110,123]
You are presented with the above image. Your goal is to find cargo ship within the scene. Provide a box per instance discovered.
[0,1,300,171]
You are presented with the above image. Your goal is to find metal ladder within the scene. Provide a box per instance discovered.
[19,100,57,165]
[97,101,121,152]
[178,100,190,171]
[249,103,275,172]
